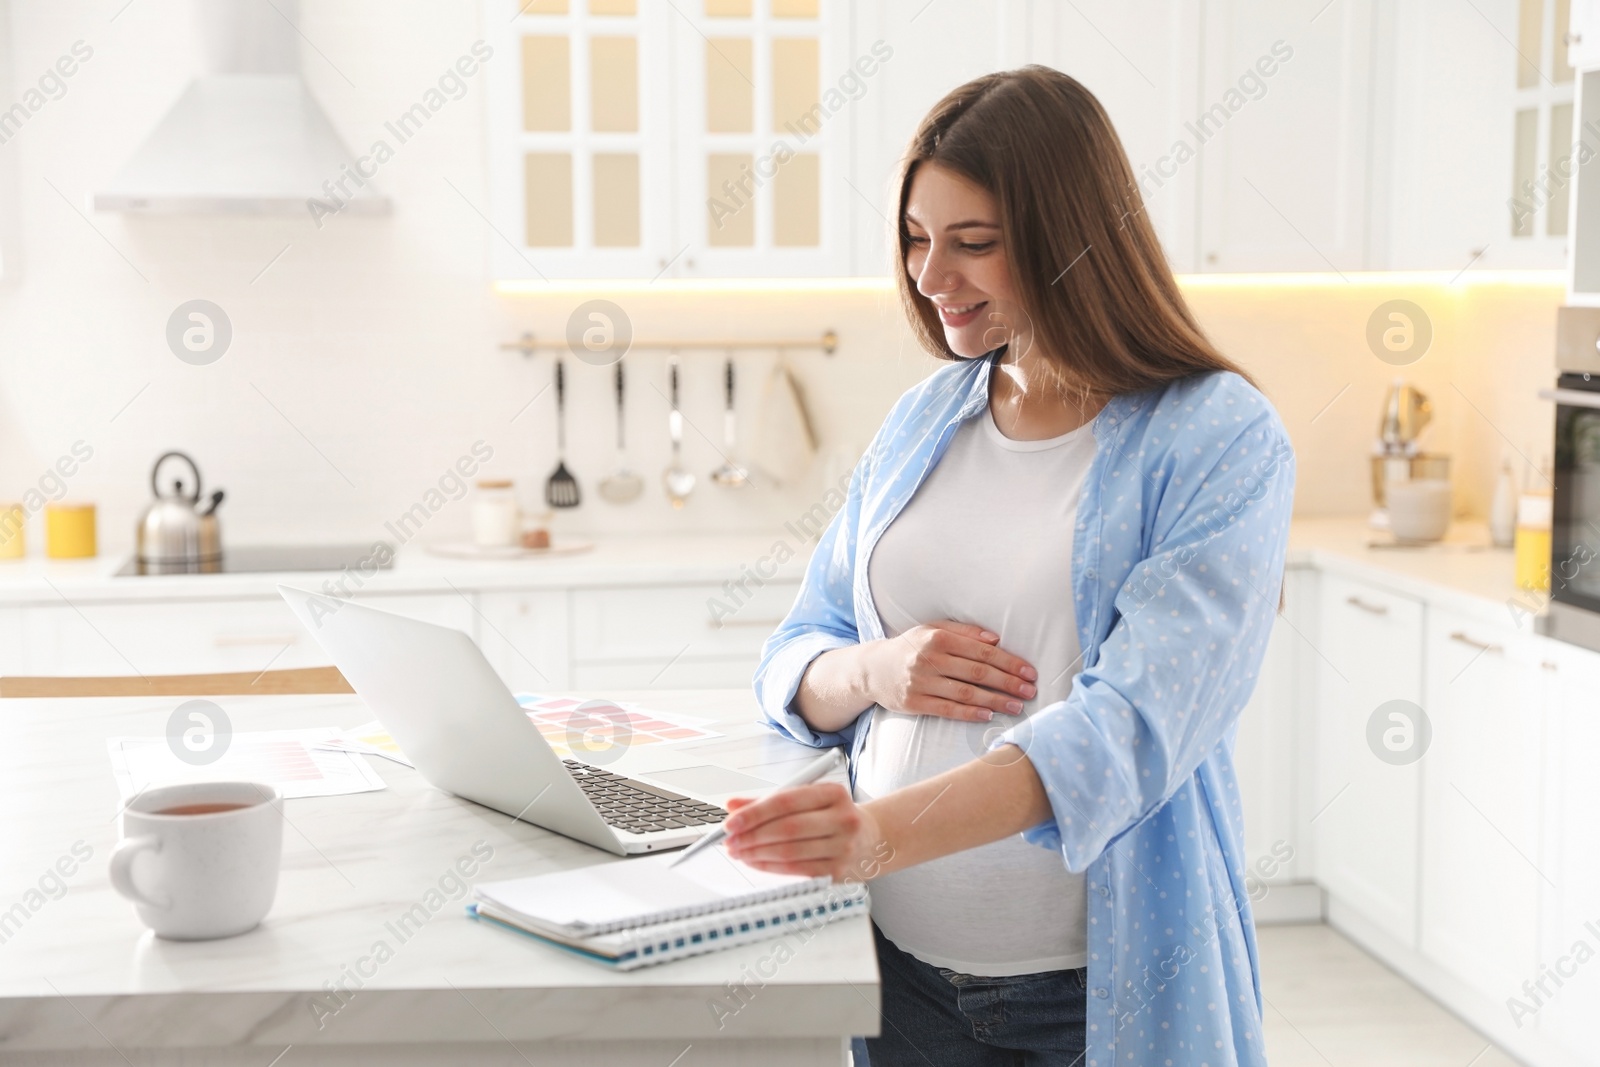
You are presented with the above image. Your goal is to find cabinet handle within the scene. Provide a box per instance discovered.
[213,634,300,648]
[1345,596,1389,615]
[1567,29,1583,44]
[1449,631,1503,655]
[1542,660,1559,671]
[708,617,786,630]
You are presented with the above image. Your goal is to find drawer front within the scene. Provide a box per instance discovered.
[355,592,475,635]
[18,592,473,678]
[572,582,800,663]
[23,599,331,678]
[0,607,24,676]
[476,591,570,692]
[1318,572,1424,639]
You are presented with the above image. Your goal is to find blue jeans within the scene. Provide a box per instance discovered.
[852,921,1089,1067]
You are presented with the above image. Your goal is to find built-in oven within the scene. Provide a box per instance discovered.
[1540,307,1600,652]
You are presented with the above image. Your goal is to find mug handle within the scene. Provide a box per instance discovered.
[109,836,171,910]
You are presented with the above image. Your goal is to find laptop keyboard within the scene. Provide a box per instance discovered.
[563,760,726,835]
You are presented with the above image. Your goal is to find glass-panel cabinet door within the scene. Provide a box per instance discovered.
[486,0,672,279]
[669,0,849,277]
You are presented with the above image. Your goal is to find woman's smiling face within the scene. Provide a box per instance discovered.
[902,162,1029,361]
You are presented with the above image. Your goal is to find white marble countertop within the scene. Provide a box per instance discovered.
[0,519,1531,624]
[1286,517,1527,626]
[0,534,807,604]
[0,690,877,1054]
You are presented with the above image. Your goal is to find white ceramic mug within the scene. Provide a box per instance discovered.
[1387,478,1452,542]
[110,781,284,940]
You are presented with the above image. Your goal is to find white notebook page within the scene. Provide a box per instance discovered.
[473,845,828,935]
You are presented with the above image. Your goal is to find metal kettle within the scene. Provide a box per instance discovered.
[135,451,225,573]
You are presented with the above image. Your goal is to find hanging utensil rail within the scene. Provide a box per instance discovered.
[500,330,838,358]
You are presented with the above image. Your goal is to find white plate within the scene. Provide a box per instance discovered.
[424,539,595,560]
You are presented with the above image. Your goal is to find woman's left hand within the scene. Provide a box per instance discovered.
[722,782,891,883]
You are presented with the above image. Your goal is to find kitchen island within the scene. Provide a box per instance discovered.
[0,689,876,1066]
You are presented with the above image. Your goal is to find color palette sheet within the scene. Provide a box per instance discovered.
[319,695,723,767]
[107,728,388,801]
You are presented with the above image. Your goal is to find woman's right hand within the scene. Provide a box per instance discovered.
[863,621,1037,722]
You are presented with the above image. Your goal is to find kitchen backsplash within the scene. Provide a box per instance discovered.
[0,0,1565,555]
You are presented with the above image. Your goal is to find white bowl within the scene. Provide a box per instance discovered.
[1387,478,1452,542]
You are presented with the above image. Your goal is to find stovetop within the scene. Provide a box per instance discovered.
[114,544,394,577]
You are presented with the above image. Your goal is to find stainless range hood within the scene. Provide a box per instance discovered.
[93,0,388,216]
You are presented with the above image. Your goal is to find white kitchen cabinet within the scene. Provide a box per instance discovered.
[0,604,22,677]
[1569,67,1600,303]
[1534,636,1600,1059]
[1194,0,1375,273]
[572,581,799,660]
[475,590,571,692]
[1311,572,1426,947]
[21,599,340,679]
[358,592,477,633]
[485,0,856,280]
[1233,579,1304,886]
[846,0,1028,275]
[568,579,798,690]
[1570,0,1600,71]
[1009,0,1205,272]
[1419,606,1547,1007]
[667,0,854,279]
[1371,0,1563,271]
[17,592,474,679]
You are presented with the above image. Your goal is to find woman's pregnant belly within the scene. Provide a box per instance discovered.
[854,705,1088,976]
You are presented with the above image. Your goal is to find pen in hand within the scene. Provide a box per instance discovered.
[668,747,847,868]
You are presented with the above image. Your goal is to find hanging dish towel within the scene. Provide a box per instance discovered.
[750,360,818,486]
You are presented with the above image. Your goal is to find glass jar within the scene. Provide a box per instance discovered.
[471,480,519,548]
[1515,492,1553,592]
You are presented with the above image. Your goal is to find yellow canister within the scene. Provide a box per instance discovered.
[45,503,97,559]
[1514,493,1553,592]
[0,504,24,560]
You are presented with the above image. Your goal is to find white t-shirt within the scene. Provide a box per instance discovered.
[858,405,1096,976]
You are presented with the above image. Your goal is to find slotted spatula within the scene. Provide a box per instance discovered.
[545,358,580,509]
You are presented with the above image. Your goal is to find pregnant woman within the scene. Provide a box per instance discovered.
[726,67,1294,1067]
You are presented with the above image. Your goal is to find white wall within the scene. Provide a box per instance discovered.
[0,0,935,557]
[0,0,1565,562]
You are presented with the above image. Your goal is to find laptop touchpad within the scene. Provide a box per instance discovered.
[643,765,776,796]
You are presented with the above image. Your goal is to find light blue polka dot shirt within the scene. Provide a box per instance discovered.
[754,353,1294,1067]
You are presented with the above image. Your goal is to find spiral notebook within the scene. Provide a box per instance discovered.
[467,846,869,969]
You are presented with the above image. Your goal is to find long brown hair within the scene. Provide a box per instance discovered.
[895,66,1253,396]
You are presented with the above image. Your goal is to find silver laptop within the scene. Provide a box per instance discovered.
[278,585,725,856]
